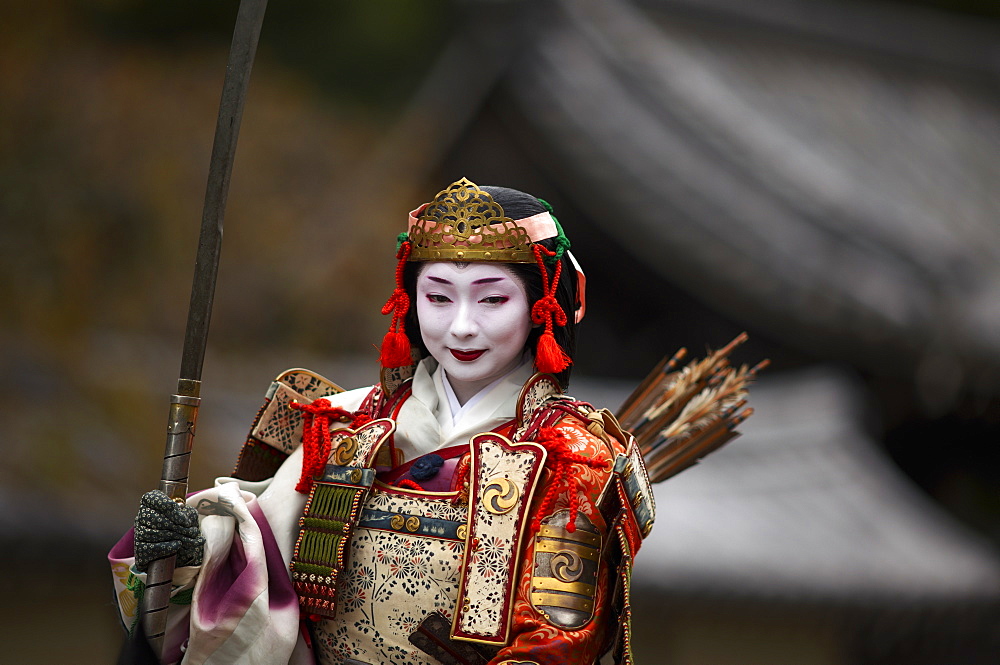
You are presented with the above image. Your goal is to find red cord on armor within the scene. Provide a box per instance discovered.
[300,619,314,647]
[531,245,571,374]
[380,241,413,368]
[351,413,373,428]
[531,426,606,534]
[452,455,471,504]
[396,478,424,491]
[290,399,364,493]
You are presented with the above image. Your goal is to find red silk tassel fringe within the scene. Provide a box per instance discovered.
[290,400,371,493]
[531,245,572,374]
[380,242,413,368]
[530,426,607,534]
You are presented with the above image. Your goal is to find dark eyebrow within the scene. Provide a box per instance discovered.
[425,276,506,285]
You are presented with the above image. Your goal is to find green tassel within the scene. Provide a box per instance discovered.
[535,198,571,263]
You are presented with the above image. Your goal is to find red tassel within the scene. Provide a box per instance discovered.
[529,426,606,534]
[379,329,412,368]
[289,399,353,494]
[530,245,572,374]
[380,241,414,369]
[535,330,571,374]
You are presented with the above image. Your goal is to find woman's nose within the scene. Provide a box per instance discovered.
[449,303,477,338]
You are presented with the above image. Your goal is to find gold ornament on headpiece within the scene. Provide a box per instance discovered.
[407,178,536,263]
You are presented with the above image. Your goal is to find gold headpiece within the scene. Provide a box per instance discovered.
[407,178,538,263]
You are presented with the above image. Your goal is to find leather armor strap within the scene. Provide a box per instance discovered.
[609,524,635,665]
[409,612,499,665]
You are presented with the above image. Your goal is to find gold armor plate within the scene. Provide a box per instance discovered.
[530,510,602,630]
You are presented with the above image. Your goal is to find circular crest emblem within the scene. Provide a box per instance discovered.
[483,477,519,515]
[333,436,358,465]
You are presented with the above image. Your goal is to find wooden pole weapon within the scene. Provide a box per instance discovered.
[140,0,268,656]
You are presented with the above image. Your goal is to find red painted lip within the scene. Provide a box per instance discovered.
[450,348,485,362]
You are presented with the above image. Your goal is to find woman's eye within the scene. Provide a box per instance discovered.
[480,296,509,305]
[426,294,451,303]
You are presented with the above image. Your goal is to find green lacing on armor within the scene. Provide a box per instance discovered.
[292,561,335,577]
[299,527,343,566]
[292,480,369,618]
[295,484,359,570]
[301,516,349,532]
[310,483,357,516]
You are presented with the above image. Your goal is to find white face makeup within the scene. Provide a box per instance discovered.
[415,261,533,405]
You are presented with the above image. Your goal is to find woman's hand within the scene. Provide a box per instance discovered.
[133,490,205,572]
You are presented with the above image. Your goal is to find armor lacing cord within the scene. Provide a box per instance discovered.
[290,399,371,493]
[453,455,472,505]
[531,426,606,533]
[380,240,413,368]
[531,245,571,374]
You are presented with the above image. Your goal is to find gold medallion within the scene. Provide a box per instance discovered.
[333,436,358,465]
[551,550,584,583]
[483,476,520,514]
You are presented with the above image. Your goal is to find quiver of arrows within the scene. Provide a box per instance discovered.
[615,333,768,484]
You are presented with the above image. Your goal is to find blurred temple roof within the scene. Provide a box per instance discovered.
[398,0,1000,397]
[626,369,1000,603]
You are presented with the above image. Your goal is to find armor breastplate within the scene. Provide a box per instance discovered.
[233,368,653,664]
[312,486,469,665]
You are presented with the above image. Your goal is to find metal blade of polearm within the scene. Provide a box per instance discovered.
[140,0,269,658]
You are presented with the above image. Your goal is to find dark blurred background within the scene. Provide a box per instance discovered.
[1,0,998,662]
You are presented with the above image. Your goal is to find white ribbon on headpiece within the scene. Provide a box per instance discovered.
[567,250,586,324]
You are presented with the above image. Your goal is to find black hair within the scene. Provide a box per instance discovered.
[403,185,579,387]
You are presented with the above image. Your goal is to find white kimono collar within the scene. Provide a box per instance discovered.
[394,357,535,459]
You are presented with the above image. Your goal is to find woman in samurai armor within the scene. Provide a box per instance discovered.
[110,178,656,665]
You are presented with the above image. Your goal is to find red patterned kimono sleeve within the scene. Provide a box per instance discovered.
[489,418,622,665]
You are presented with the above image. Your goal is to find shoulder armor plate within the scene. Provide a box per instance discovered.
[252,368,344,454]
[530,509,602,629]
[598,438,656,560]
[233,368,344,481]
